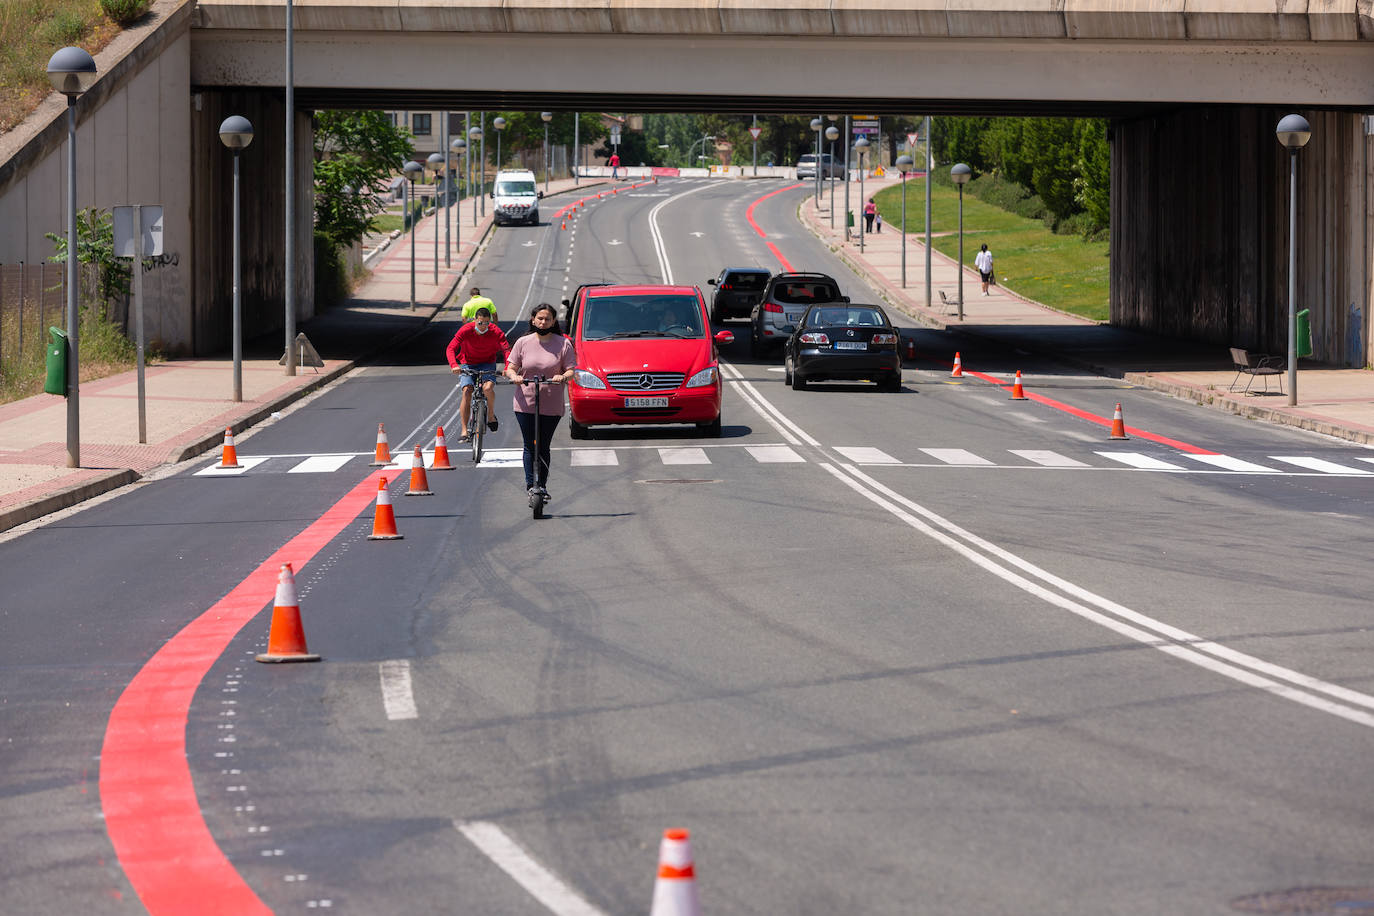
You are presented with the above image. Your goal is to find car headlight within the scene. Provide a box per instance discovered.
[685,367,717,388]
[574,369,606,389]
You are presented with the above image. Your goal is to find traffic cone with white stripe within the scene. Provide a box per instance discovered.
[369,423,392,466]
[950,351,963,378]
[430,426,454,470]
[1109,402,1130,440]
[1010,369,1028,400]
[219,427,242,468]
[367,477,403,540]
[904,337,916,361]
[255,563,320,663]
[650,828,699,916]
[405,446,433,495]
[562,218,567,230]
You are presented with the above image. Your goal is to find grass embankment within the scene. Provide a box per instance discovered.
[873,177,1109,322]
[0,308,142,403]
[0,0,121,132]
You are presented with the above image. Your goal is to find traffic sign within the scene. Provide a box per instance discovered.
[907,132,919,148]
[748,127,762,140]
[113,205,163,257]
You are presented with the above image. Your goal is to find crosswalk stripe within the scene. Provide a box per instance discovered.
[1270,456,1373,475]
[193,457,272,476]
[1185,454,1274,473]
[383,450,434,470]
[746,445,805,463]
[920,448,994,466]
[833,446,899,464]
[570,449,619,467]
[476,448,523,468]
[658,447,710,465]
[289,455,355,474]
[1095,452,1185,471]
[1008,449,1089,468]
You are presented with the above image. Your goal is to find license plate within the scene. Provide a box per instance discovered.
[624,397,669,408]
[835,341,867,350]
[785,312,803,323]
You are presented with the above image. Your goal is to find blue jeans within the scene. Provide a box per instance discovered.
[515,412,561,488]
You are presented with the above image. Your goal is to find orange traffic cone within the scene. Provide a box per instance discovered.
[369,423,392,466]
[430,426,454,470]
[561,219,567,230]
[1010,369,1028,400]
[405,446,433,496]
[951,351,964,378]
[904,337,916,361]
[367,477,403,540]
[1109,402,1130,439]
[219,427,242,468]
[612,187,618,194]
[255,563,321,663]
[650,828,700,916]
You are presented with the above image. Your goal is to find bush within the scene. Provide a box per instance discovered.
[100,0,150,24]
[314,231,349,308]
[38,9,86,44]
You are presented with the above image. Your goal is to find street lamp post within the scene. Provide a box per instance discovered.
[810,117,824,204]
[219,115,254,402]
[47,46,96,468]
[896,154,914,288]
[403,160,422,310]
[924,116,932,311]
[442,112,451,268]
[469,125,483,224]
[1277,114,1312,407]
[451,136,467,254]
[951,162,972,321]
[493,116,506,171]
[855,136,869,253]
[826,125,839,228]
[427,152,444,285]
[541,111,552,192]
[689,134,715,166]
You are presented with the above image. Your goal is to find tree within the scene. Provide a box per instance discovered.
[46,207,130,311]
[313,110,414,248]
[1075,119,1111,232]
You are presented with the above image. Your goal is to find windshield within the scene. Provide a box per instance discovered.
[726,272,769,290]
[495,180,536,196]
[581,294,704,340]
[773,281,841,304]
[807,307,885,327]
[798,155,816,164]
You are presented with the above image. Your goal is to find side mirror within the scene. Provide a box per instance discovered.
[538,191,544,199]
[840,296,851,303]
[561,298,571,307]
[707,278,718,286]
[714,330,735,345]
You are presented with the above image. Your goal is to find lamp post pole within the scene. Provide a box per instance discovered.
[283,0,297,376]
[469,125,483,225]
[855,136,869,254]
[951,163,971,321]
[442,112,451,268]
[752,114,758,177]
[493,116,506,173]
[844,116,851,241]
[896,155,913,288]
[541,111,552,192]
[427,153,444,285]
[573,112,580,185]
[924,115,932,311]
[478,113,486,217]
[403,160,422,310]
[1276,114,1312,407]
[826,125,839,229]
[811,117,823,204]
[219,116,254,402]
[47,47,96,467]
[452,136,467,255]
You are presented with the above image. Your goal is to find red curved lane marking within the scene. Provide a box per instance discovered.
[746,182,804,238]
[765,242,794,274]
[554,180,657,218]
[959,368,1216,455]
[101,471,389,914]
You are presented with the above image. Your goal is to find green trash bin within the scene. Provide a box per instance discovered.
[1296,308,1313,358]
[43,327,67,396]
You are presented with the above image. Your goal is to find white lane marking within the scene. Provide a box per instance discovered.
[833,446,899,464]
[570,449,619,467]
[719,362,818,447]
[1271,456,1373,475]
[659,447,710,465]
[1095,451,1185,471]
[288,455,358,474]
[379,660,418,720]
[476,448,524,468]
[828,464,1374,728]
[648,181,724,284]
[1009,449,1089,468]
[194,457,271,476]
[747,445,805,463]
[920,448,994,466]
[1185,454,1275,473]
[456,821,607,916]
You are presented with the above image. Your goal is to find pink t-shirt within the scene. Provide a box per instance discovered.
[508,333,577,416]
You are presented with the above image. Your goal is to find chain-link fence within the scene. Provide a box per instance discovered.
[0,263,67,378]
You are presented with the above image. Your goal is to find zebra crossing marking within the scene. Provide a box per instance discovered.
[289,454,356,474]
[746,445,804,463]
[1095,452,1185,471]
[1184,454,1273,473]
[1009,449,1089,468]
[570,449,619,467]
[833,446,899,464]
[193,457,271,476]
[920,448,994,466]
[658,447,710,465]
[1270,456,1373,475]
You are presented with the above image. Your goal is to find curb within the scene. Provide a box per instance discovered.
[0,469,140,534]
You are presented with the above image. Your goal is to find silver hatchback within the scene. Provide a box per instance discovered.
[749,272,848,356]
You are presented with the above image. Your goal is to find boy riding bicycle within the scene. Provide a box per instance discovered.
[445,307,511,442]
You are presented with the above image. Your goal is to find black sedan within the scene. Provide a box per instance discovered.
[783,304,903,391]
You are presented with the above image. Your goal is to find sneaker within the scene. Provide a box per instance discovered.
[537,486,550,503]
[487,415,499,432]
[458,432,472,443]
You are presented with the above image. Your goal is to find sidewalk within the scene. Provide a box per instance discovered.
[799,175,1374,447]
[0,176,608,533]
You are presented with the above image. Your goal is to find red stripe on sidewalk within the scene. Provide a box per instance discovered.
[100,471,389,913]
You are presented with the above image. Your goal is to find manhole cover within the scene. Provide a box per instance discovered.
[1232,887,1374,914]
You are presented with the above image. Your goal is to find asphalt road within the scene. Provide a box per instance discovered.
[2,178,1372,915]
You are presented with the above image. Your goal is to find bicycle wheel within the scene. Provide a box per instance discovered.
[471,399,486,464]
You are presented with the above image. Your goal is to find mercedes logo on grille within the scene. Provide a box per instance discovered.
[638,374,654,389]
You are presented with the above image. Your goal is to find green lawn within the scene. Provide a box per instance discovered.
[368,212,404,235]
[873,177,1110,322]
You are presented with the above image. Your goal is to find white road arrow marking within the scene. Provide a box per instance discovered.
[689,231,705,237]
[607,239,623,246]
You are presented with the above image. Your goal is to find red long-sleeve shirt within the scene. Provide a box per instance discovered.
[446,322,511,368]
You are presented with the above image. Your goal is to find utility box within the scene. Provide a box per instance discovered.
[1296,309,1313,358]
[43,327,67,396]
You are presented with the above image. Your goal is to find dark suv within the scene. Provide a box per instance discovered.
[749,272,848,355]
[707,268,771,323]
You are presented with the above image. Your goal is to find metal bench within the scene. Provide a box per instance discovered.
[1229,347,1285,396]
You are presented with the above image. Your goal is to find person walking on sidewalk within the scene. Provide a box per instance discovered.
[446,307,511,443]
[609,152,620,180]
[863,198,877,234]
[461,287,497,322]
[975,244,994,296]
[504,303,577,503]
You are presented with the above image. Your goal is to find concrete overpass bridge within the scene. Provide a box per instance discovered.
[1,0,1371,365]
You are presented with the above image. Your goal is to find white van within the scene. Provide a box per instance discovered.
[491,169,542,226]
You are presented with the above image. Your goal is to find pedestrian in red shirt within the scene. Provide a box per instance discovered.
[445,307,511,442]
[609,151,620,180]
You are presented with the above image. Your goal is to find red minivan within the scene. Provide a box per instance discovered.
[562,284,734,438]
